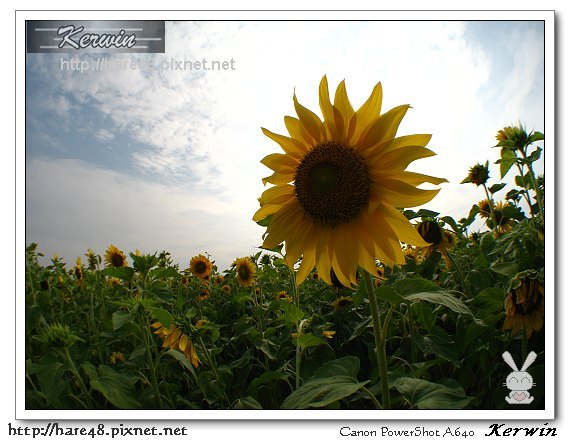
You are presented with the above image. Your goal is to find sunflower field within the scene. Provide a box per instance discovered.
[25,78,545,411]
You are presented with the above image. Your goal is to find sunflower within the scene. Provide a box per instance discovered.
[189,254,213,279]
[461,162,490,186]
[234,257,256,288]
[73,257,83,282]
[195,319,209,329]
[109,351,125,364]
[503,271,544,339]
[222,284,232,294]
[414,220,455,269]
[275,290,293,302]
[197,290,210,301]
[493,201,515,234]
[322,330,336,339]
[477,199,492,218]
[253,76,446,287]
[150,321,200,368]
[333,296,354,312]
[104,244,128,268]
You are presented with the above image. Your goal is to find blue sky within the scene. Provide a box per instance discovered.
[25,20,545,270]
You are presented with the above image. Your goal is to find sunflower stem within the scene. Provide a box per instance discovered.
[483,184,500,235]
[361,269,391,410]
[521,149,545,226]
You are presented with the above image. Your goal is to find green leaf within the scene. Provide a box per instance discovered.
[421,327,460,367]
[233,396,263,409]
[247,370,288,394]
[259,243,283,255]
[375,286,405,306]
[150,307,172,328]
[89,365,141,409]
[149,267,180,280]
[490,262,519,278]
[499,148,517,179]
[352,279,367,307]
[100,266,135,282]
[393,377,473,409]
[198,371,226,405]
[404,291,473,317]
[528,131,544,143]
[297,333,328,350]
[281,376,369,409]
[440,216,463,236]
[128,346,147,361]
[256,214,273,227]
[392,278,442,296]
[489,183,507,194]
[309,356,360,380]
[111,310,131,331]
[163,349,198,383]
[278,301,304,326]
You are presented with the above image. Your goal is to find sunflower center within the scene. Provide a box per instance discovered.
[295,141,371,227]
[111,253,124,267]
[238,266,250,280]
[195,261,207,274]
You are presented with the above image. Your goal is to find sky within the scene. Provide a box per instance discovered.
[25,20,545,271]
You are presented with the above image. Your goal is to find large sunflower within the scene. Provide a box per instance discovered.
[104,244,128,268]
[253,76,447,287]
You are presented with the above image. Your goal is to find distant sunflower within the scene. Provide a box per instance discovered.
[73,257,83,282]
[104,244,128,268]
[333,296,353,312]
[195,319,209,329]
[222,284,231,294]
[197,290,210,301]
[253,76,446,287]
[503,271,544,339]
[493,201,515,234]
[462,162,490,186]
[275,291,293,302]
[234,257,256,288]
[477,199,492,218]
[189,254,213,279]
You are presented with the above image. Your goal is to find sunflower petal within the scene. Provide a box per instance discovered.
[253,203,282,222]
[315,228,334,285]
[334,80,355,126]
[352,82,383,140]
[357,104,410,151]
[262,171,295,186]
[293,93,324,144]
[379,178,441,208]
[284,115,315,146]
[260,153,298,172]
[369,146,436,176]
[398,171,449,186]
[319,75,335,125]
[262,127,307,158]
[259,185,295,205]
[263,201,304,249]
[296,241,316,285]
[380,203,430,247]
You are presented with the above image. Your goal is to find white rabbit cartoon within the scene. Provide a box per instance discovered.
[502,351,537,404]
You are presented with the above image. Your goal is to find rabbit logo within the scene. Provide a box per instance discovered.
[502,351,537,404]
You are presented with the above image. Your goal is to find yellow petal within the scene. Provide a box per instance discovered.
[259,185,295,205]
[253,203,282,223]
[262,171,295,186]
[356,104,410,151]
[262,201,304,249]
[332,223,359,286]
[296,240,316,285]
[369,146,436,176]
[178,333,189,352]
[334,80,355,129]
[315,228,334,285]
[398,171,449,186]
[262,127,307,159]
[284,218,314,268]
[260,153,298,172]
[319,75,335,125]
[352,82,383,140]
[293,93,324,144]
[380,203,430,247]
[378,179,441,208]
[284,115,314,145]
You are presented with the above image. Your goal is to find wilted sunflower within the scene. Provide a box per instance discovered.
[415,220,455,268]
[104,244,128,268]
[462,162,490,186]
[73,257,83,282]
[503,271,544,339]
[189,254,213,279]
[333,295,354,312]
[150,322,200,368]
[253,76,446,287]
[493,201,515,234]
[477,199,492,218]
[234,257,256,288]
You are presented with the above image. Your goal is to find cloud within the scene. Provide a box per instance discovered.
[26,157,261,270]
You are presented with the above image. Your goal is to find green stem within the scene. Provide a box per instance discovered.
[198,337,232,407]
[408,305,417,363]
[140,312,164,409]
[483,184,500,235]
[362,386,383,409]
[63,347,92,409]
[515,162,534,213]
[294,319,306,390]
[522,150,545,225]
[361,269,391,410]
[446,251,473,299]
